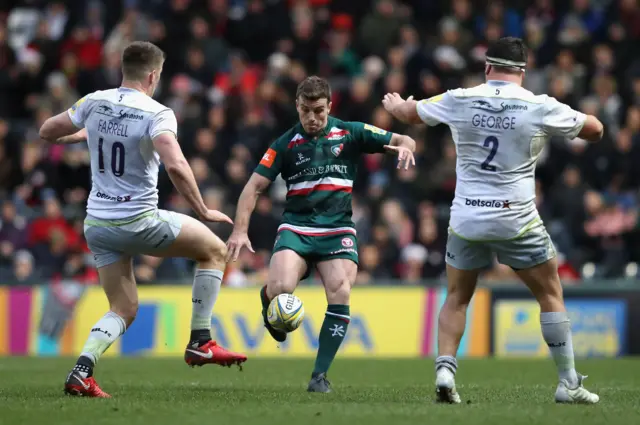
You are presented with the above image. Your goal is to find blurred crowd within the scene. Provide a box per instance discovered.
[1,0,640,286]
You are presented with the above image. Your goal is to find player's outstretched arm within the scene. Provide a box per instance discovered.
[578,115,604,142]
[39,112,86,144]
[153,132,232,224]
[543,97,604,143]
[382,93,422,124]
[226,173,271,262]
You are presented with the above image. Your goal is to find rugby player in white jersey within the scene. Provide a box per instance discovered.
[383,37,603,404]
[39,41,247,398]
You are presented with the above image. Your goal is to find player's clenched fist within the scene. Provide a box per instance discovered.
[226,231,255,262]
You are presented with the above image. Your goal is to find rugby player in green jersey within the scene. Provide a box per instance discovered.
[226,76,416,392]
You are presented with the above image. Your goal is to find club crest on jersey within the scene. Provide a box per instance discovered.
[327,127,349,141]
[331,144,344,157]
[341,237,354,247]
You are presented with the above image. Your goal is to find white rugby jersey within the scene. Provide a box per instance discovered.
[68,87,177,219]
[417,80,586,241]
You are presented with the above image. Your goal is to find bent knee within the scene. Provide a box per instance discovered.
[211,240,228,261]
[325,279,352,304]
[267,277,297,296]
[196,238,228,263]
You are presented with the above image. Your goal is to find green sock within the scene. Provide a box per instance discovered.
[260,286,270,322]
[313,304,350,377]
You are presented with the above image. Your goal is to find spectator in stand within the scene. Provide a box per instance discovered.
[359,0,406,57]
[8,250,40,285]
[28,196,78,249]
[0,201,28,269]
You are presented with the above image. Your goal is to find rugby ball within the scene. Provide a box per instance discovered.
[267,293,305,332]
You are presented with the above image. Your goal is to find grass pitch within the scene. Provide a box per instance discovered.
[0,357,638,425]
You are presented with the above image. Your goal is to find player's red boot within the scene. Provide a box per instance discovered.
[64,371,111,398]
[184,340,247,369]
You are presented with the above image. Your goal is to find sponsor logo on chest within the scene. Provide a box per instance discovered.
[295,152,311,166]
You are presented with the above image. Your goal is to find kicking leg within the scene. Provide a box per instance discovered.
[261,249,308,342]
[65,256,136,398]
[309,258,358,393]
[153,213,246,368]
[516,258,599,404]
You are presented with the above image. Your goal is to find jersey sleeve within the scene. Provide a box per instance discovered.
[149,109,178,139]
[254,140,285,181]
[416,92,456,126]
[349,122,393,154]
[542,96,587,139]
[67,95,92,128]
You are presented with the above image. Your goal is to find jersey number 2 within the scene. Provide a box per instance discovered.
[98,137,125,177]
[481,136,499,172]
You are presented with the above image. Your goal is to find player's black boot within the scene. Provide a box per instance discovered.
[307,373,332,393]
[260,285,287,343]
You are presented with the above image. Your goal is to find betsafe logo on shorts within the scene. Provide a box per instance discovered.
[465,198,511,209]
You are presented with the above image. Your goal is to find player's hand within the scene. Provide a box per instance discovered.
[382,93,413,114]
[200,209,233,224]
[225,231,255,262]
[384,145,416,170]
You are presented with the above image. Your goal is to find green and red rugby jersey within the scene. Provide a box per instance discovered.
[254,116,392,236]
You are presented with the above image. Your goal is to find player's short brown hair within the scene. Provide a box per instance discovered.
[121,41,166,81]
[296,76,331,102]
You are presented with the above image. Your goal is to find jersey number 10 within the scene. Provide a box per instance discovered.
[98,137,125,177]
[480,136,499,172]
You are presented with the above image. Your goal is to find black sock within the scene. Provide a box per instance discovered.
[260,285,270,309]
[189,329,211,347]
[73,355,94,378]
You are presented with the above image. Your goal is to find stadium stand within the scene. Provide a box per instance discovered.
[1,0,640,285]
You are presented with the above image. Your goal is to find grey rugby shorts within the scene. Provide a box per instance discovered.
[84,209,183,268]
[445,222,556,271]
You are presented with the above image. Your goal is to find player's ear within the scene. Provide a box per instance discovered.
[327,100,332,114]
[485,64,491,76]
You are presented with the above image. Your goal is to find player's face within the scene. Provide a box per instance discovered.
[296,97,331,135]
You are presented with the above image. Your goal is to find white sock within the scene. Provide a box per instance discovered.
[78,311,126,375]
[191,269,223,331]
[435,356,457,376]
[540,312,578,387]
